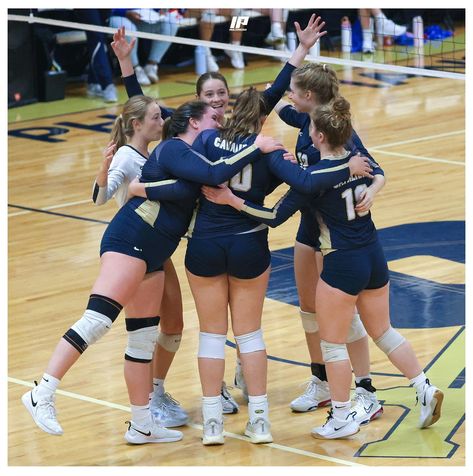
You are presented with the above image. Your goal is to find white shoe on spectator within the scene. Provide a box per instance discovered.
[206,53,219,72]
[224,50,245,69]
[86,83,103,98]
[375,15,407,37]
[144,64,159,83]
[135,66,151,86]
[103,84,118,103]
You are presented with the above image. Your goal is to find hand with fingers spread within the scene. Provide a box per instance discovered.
[295,14,327,50]
[111,27,136,77]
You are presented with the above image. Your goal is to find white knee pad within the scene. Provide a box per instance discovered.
[300,310,318,333]
[157,332,182,353]
[375,326,406,355]
[198,332,227,359]
[70,309,112,346]
[320,339,349,363]
[234,328,266,354]
[125,318,159,363]
[346,313,368,343]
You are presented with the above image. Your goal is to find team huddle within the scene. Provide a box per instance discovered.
[21,16,444,446]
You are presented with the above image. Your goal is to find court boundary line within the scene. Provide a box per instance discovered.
[369,149,464,166]
[8,376,365,467]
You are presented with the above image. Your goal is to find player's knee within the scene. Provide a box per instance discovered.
[125,317,160,363]
[157,332,182,353]
[346,313,367,343]
[300,310,319,333]
[234,328,265,354]
[374,326,406,355]
[320,339,349,363]
[63,294,123,353]
[198,332,227,359]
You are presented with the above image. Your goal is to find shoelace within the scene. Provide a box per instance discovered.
[39,395,58,420]
[415,378,431,406]
[163,392,181,407]
[299,379,318,397]
[324,409,334,425]
[221,382,236,399]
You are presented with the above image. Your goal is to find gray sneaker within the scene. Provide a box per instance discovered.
[150,392,189,427]
[234,365,248,401]
[221,381,239,414]
[244,417,273,444]
[103,84,118,103]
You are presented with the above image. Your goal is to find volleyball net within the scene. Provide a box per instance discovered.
[8,8,465,82]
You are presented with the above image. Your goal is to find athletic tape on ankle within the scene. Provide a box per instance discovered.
[320,340,349,363]
[300,310,318,333]
[198,332,227,359]
[65,294,123,352]
[234,328,265,354]
[375,326,406,355]
[157,332,182,353]
[346,313,367,343]
[125,317,159,363]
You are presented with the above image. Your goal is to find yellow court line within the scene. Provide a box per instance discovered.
[9,376,365,467]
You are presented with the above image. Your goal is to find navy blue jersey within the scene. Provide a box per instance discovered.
[238,150,384,251]
[124,136,262,240]
[279,105,373,168]
[188,129,353,238]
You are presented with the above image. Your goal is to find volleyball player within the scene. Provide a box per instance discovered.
[176,85,372,445]
[202,96,444,439]
[110,14,328,410]
[21,97,281,443]
[268,62,384,424]
[92,109,188,427]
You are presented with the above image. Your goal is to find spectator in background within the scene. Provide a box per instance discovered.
[108,9,180,85]
[359,8,407,53]
[74,9,118,102]
[198,9,245,71]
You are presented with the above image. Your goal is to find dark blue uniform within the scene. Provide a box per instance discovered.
[278,104,374,251]
[185,129,355,278]
[101,137,261,273]
[233,150,388,294]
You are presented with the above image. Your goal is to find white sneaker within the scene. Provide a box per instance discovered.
[234,365,248,401]
[86,83,103,98]
[224,50,245,69]
[144,64,159,83]
[150,392,189,427]
[265,32,286,47]
[221,381,239,414]
[202,418,224,445]
[21,386,63,436]
[206,54,219,72]
[417,380,444,428]
[244,418,273,444]
[290,377,331,412]
[351,387,383,425]
[103,84,118,103]
[135,66,151,86]
[311,409,360,440]
[124,419,183,444]
[375,17,407,37]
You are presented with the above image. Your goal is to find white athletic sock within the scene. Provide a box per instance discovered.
[36,373,60,397]
[130,404,152,428]
[362,29,373,49]
[331,399,352,420]
[271,22,284,38]
[410,372,428,395]
[153,378,165,397]
[202,395,223,423]
[248,394,269,423]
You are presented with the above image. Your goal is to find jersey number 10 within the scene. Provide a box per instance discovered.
[341,184,368,220]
